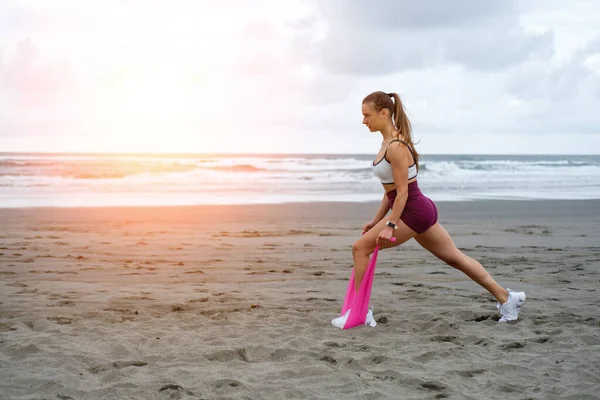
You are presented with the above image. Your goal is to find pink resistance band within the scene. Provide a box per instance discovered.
[341,237,396,329]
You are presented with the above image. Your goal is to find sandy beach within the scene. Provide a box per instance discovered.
[1,200,599,399]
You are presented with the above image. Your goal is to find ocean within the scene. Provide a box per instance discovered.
[0,152,599,208]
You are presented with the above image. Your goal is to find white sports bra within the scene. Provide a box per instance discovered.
[372,140,417,184]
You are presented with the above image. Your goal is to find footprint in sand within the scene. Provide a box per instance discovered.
[421,381,447,392]
[171,304,189,312]
[16,287,38,294]
[213,379,245,393]
[367,355,390,365]
[48,293,76,300]
[88,360,148,374]
[452,369,486,378]
[320,355,337,365]
[472,314,497,322]
[184,269,204,274]
[119,295,155,301]
[188,297,209,303]
[430,335,460,345]
[48,316,73,325]
[49,300,76,307]
[206,349,249,362]
[501,341,525,350]
[472,338,493,347]
[0,323,17,332]
[531,336,551,344]
[103,307,138,315]
[159,384,194,396]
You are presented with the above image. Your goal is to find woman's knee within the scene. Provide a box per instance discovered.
[352,241,371,256]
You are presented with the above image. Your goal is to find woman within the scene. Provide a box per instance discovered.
[331,91,526,328]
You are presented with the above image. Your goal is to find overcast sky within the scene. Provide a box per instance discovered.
[1,0,600,154]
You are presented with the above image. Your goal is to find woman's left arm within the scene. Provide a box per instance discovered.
[383,142,410,226]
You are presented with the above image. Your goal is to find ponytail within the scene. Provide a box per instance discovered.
[389,92,420,171]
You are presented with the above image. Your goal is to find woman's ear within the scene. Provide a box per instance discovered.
[380,108,389,119]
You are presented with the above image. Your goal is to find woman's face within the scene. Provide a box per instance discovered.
[362,102,386,132]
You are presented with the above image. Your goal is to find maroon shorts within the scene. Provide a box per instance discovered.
[386,181,438,234]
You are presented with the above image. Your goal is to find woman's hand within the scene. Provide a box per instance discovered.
[362,220,377,235]
[376,226,395,245]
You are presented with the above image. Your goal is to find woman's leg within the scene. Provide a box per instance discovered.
[352,218,417,291]
[414,223,509,304]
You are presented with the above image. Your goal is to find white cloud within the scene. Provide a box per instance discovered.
[1,1,599,154]
[300,0,554,75]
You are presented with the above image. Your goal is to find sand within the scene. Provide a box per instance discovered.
[1,200,599,399]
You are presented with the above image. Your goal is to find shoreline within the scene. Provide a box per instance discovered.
[1,197,598,209]
[1,198,598,225]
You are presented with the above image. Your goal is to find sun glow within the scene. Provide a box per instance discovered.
[3,1,312,153]
[84,25,243,153]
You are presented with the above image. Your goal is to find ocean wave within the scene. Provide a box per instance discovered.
[419,159,600,175]
[74,172,127,179]
[1,153,599,207]
[0,160,63,168]
[198,164,268,173]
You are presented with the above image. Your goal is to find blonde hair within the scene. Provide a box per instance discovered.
[363,91,419,170]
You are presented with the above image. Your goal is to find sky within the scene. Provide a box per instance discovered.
[1,0,600,154]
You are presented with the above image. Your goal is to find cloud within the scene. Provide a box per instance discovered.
[1,1,599,154]
[0,36,74,116]
[504,36,600,134]
[0,1,321,145]
[0,4,37,37]
[298,0,554,75]
[283,1,600,147]
[319,0,512,29]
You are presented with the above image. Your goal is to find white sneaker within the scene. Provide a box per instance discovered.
[497,289,526,322]
[331,309,376,328]
[331,310,350,328]
[366,309,376,327]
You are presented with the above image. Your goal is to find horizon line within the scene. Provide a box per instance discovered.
[0,151,599,157]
